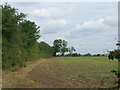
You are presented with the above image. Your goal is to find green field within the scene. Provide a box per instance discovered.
[54,56,118,72]
[27,56,118,88]
[3,56,118,88]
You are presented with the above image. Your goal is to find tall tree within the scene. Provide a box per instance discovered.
[2,3,26,68]
[53,39,62,56]
[53,39,68,56]
[2,3,41,69]
[68,47,76,56]
[61,40,68,56]
[19,20,40,48]
[2,3,26,39]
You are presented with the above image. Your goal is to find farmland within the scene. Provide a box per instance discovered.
[3,56,118,88]
[2,3,119,89]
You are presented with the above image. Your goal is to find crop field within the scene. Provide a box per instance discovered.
[2,3,119,89]
[3,56,118,88]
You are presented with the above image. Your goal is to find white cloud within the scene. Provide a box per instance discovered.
[103,16,118,27]
[29,7,62,18]
[65,16,117,39]
[64,16,117,54]
[47,19,67,27]
[40,19,68,34]
[29,8,50,18]
[2,0,119,2]
[76,18,111,31]
[6,2,118,54]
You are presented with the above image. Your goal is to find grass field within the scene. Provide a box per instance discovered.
[3,56,118,88]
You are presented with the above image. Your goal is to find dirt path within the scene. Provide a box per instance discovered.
[3,57,59,88]
[3,57,117,88]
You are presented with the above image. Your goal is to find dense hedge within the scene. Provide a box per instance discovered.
[39,42,54,58]
[113,49,120,59]
[2,4,53,69]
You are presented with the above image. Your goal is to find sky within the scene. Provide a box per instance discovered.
[5,2,118,54]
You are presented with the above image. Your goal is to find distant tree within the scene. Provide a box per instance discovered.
[68,47,76,56]
[84,53,91,56]
[96,54,101,56]
[53,39,68,56]
[53,39,62,56]
[61,40,68,56]
[72,53,81,57]
[101,54,105,56]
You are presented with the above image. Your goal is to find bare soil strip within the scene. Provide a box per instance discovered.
[3,57,117,88]
[3,57,59,88]
[27,58,117,88]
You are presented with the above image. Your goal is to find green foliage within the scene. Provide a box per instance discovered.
[72,53,81,56]
[2,4,53,69]
[39,41,54,58]
[68,47,76,55]
[19,20,40,48]
[53,39,68,56]
[2,3,26,40]
[2,3,26,69]
[83,53,91,56]
[113,49,120,59]
[61,40,68,56]
[53,39,62,56]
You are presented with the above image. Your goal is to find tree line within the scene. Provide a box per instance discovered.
[4,3,120,70]
[2,4,75,69]
[53,39,76,56]
[2,4,53,69]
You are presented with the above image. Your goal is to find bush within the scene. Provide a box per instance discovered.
[113,49,120,59]
[2,4,54,70]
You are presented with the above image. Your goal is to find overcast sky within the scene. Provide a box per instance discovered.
[8,2,118,54]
